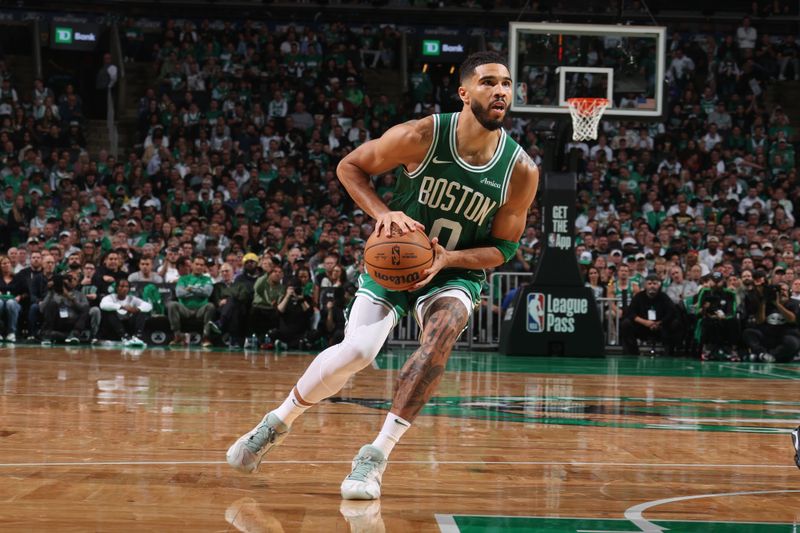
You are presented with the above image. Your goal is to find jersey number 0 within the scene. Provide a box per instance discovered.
[429,218,462,251]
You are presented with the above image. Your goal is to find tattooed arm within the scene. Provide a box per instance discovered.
[337,117,431,236]
[391,297,470,422]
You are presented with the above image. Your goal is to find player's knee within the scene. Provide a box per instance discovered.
[421,299,469,345]
[339,335,382,370]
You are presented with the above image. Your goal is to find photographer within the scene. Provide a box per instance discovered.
[305,285,354,348]
[274,276,313,349]
[742,270,800,362]
[40,271,92,344]
[695,272,739,360]
[620,274,680,356]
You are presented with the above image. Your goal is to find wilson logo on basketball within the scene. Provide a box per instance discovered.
[373,271,421,286]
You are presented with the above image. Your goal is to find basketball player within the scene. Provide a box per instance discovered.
[227,51,539,499]
[793,426,799,469]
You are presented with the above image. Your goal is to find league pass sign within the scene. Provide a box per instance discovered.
[527,292,589,334]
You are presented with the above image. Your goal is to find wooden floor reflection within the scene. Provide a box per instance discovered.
[1,345,799,532]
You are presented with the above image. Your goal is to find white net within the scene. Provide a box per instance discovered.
[567,98,609,141]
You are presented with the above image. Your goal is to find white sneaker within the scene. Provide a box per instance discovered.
[226,413,290,474]
[341,445,387,500]
[5,333,15,343]
[340,500,386,533]
[124,335,146,347]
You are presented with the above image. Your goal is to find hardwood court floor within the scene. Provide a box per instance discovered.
[1,345,799,532]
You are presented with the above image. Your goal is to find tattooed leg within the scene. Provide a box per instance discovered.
[390,297,470,422]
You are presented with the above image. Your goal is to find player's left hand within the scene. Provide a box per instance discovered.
[410,237,448,291]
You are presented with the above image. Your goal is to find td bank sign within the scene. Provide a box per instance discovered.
[55,26,97,44]
[51,22,101,50]
[421,39,465,57]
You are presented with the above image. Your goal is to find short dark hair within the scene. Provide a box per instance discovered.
[459,51,509,83]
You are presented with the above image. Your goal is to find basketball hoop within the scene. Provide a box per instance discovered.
[567,98,609,141]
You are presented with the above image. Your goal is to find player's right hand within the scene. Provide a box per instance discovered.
[375,211,425,237]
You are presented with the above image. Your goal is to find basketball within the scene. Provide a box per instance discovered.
[364,224,434,291]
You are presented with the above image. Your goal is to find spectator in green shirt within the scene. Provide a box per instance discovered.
[167,256,216,347]
[250,264,286,339]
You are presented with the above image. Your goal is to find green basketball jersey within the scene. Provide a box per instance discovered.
[388,112,522,283]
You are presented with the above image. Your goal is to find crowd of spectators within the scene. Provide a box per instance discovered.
[564,18,800,361]
[0,14,796,361]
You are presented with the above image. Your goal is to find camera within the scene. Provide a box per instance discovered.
[289,280,303,300]
[763,284,781,302]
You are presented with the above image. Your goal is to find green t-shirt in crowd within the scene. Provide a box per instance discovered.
[176,274,214,309]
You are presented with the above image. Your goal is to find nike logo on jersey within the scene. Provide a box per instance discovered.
[432,156,453,164]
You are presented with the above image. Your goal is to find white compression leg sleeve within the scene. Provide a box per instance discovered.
[295,296,395,404]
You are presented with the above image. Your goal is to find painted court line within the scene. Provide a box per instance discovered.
[10,391,800,407]
[435,513,800,533]
[438,514,799,526]
[717,362,800,381]
[624,489,800,532]
[0,459,794,469]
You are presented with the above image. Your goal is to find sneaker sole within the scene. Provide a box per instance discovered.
[341,480,381,500]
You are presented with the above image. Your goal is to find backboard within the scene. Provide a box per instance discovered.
[509,22,666,118]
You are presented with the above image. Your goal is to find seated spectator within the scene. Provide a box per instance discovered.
[620,274,681,356]
[167,256,215,347]
[695,272,740,360]
[317,263,346,310]
[78,261,101,306]
[251,265,285,342]
[0,255,22,342]
[128,257,164,284]
[40,272,91,344]
[791,278,800,302]
[208,262,249,347]
[665,266,698,305]
[741,270,800,362]
[93,251,128,298]
[99,279,151,346]
[26,252,55,339]
[158,247,182,283]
